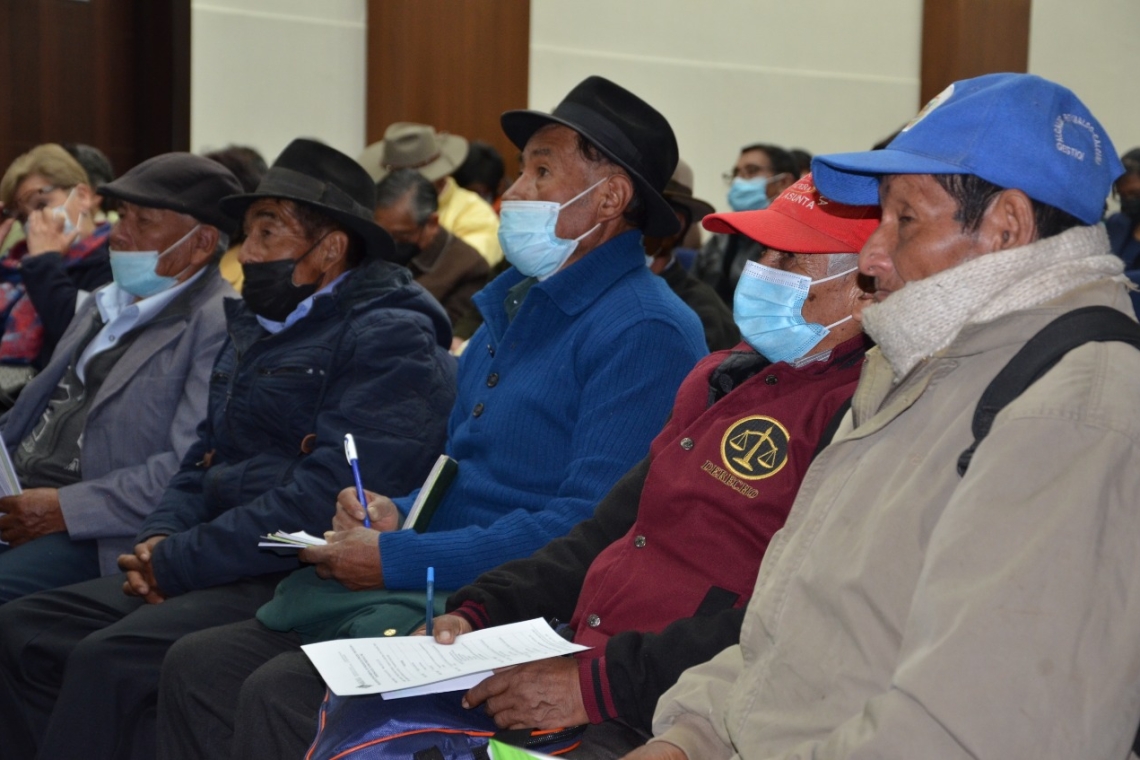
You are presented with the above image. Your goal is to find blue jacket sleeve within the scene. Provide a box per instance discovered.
[379,317,705,591]
[149,312,456,596]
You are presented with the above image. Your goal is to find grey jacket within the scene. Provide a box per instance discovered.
[1,267,233,574]
[653,274,1140,758]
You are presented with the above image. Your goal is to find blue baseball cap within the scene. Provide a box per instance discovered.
[811,73,1123,226]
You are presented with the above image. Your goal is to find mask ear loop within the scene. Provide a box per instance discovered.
[154,224,202,283]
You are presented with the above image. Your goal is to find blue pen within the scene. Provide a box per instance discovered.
[344,434,370,529]
[426,566,435,637]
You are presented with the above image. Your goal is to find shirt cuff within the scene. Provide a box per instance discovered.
[577,653,617,724]
[451,600,490,631]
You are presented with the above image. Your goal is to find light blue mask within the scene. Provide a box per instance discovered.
[733,260,855,363]
[498,178,606,280]
[109,224,199,298]
[727,175,784,212]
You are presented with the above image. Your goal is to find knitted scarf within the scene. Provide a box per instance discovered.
[861,224,1125,380]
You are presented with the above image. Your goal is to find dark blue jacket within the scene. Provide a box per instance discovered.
[139,260,457,597]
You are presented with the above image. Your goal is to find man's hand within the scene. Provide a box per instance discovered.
[463,656,588,729]
[0,488,66,546]
[24,207,78,256]
[619,743,688,760]
[119,535,168,604]
[300,528,384,591]
[332,487,400,532]
[411,613,473,643]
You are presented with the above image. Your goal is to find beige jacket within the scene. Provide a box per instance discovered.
[653,272,1140,758]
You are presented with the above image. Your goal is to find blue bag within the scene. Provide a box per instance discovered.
[305,689,585,759]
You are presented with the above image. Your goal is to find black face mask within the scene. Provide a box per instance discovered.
[241,238,324,322]
[1121,197,1140,224]
[389,241,419,266]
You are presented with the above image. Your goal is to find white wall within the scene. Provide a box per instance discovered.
[1029,0,1140,159]
[529,0,924,215]
[190,0,366,165]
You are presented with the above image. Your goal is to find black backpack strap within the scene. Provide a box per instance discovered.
[813,396,853,462]
[957,306,1140,476]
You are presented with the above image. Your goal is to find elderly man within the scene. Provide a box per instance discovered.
[383,176,875,760]
[360,122,503,266]
[0,138,458,760]
[630,73,1140,760]
[155,75,705,760]
[374,168,489,343]
[0,153,239,603]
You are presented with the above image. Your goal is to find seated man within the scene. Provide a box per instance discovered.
[631,74,1140,760]
[374,168,490,344]
[360,122,504,267]
[0,143,115,373]
[645,159,741,352]
[0,152,240,602]
[155,75,707,760]
[0,138,459,760]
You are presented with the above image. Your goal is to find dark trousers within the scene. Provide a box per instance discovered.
[0,571,285,760]
[157,618,326,760]
[0,532,100,604]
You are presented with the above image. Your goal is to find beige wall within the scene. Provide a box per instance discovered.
[190,0,367,164]
[1029,0,1140,160]
[529,0,924,215]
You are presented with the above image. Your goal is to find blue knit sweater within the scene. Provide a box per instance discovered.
[380,230,707,590]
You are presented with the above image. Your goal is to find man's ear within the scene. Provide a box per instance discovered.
[319,230,350,271]
[980,188,1037,252]
[598,174,634,224]
[189,225,220,266]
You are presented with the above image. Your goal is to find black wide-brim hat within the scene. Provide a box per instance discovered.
[501,76,680,237]
[220,138,394,260]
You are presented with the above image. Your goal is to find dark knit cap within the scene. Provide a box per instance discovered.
[99,153,243,234]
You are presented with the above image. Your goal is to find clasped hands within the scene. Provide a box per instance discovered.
[298,486,398,590]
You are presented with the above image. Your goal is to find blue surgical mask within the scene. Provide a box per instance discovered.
[498,178,606,280]
[51,187,81,237]
[109,224,199,298]
[733,260,856,363]
[727,174,785,212]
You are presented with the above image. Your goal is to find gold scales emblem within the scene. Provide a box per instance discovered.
[720,415,791,480]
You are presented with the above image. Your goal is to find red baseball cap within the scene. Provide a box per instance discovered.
[702,174,880,253]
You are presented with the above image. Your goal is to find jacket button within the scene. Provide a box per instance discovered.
[587,614,601,628]
[488,345,495,357]
[384,628,397,636]
[472,403,485,417]
[486,373,499,387]
[634,535,646,548]
[765,374,778,385]
[680,438,694,450]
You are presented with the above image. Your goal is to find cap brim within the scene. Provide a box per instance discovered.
[221,191,394,261]
[501,109,680,237]
[811,149,970,206]
[702,208,858,254]
[665,194,715,226]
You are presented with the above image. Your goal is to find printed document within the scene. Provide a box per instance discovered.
[301,618,588,697]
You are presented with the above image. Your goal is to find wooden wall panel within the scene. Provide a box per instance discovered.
[0,0,190,178]
[367,0,530,180]
[921,0,1031,106]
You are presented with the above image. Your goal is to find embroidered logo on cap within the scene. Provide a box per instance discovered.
[902,83,955,133]
[1054,113,1104,164]
[720,415,790,480]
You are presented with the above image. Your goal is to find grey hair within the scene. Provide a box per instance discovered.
[825,252,859,277]
[375,168,438,225]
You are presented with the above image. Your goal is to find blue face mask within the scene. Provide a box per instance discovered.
[727,174,785,212]
[733,260,856,363]
[109,224,199,298]
[498,178,606,280]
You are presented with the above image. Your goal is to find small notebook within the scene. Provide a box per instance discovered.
[402,454,458,533]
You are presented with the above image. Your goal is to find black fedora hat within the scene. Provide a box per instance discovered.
[221,138,393,260]
[501,76,680,237]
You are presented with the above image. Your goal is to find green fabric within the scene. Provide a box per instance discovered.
[256,566,449,644]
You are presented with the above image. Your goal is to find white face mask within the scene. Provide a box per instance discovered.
[497,178,607,280]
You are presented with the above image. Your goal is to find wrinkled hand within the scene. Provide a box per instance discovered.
[24,207,78,256]
[619,743,688,760]
[463,656,587,730]
[119,535,168,604]
[332,487,399,533]
[300,527,384,590]
[0,488,65,546]
[411,613,473,643]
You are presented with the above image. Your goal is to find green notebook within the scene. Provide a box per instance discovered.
[403,454,458,532]
[488,740,555,759]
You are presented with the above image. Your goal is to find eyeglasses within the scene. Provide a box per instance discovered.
[722,166,777,185]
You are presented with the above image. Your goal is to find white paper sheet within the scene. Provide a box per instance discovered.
[381,670,489,700]
[301,618,588,697]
